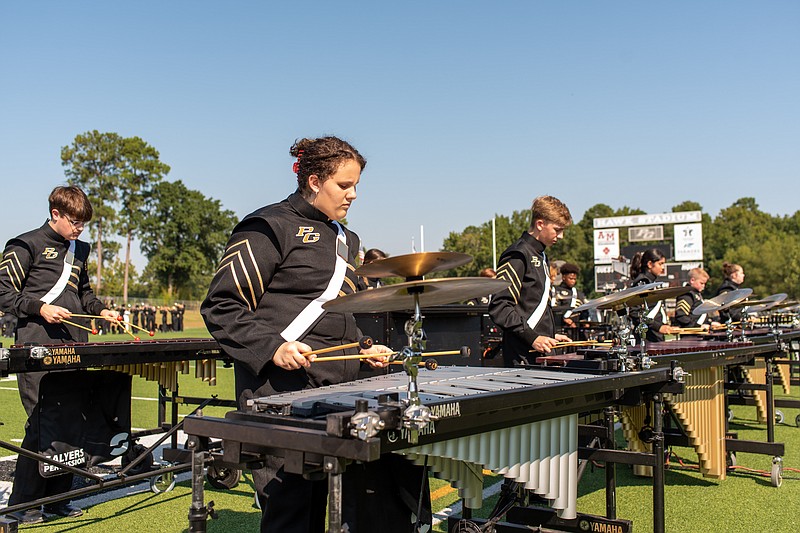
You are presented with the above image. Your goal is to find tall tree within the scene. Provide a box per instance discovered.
[139,180,237,299]
[61,131,124,293]
[116,137,170,303]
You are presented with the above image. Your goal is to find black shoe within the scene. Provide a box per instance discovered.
[10,508,45,524]
[43,502,84,517]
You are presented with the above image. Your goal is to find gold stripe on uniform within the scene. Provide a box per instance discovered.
[222,262,253,311]
[217,250,258,310]
[496,262,521,305]
[342,275,357,293]
[225,239,264,293]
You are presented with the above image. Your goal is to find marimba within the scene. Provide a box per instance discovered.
[184,365,687,533]
[0,339,235,521]
[537,337,789,485]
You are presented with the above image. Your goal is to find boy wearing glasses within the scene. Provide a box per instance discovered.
[0,185,117,523]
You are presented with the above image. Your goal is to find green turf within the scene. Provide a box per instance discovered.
[3,333,800,531]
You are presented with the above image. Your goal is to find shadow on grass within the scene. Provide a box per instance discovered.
[577,462,718,498]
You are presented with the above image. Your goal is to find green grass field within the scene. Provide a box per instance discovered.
[2,327,800,532]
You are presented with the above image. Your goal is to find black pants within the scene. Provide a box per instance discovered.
[254,454,432,533]
[8,370,132,508]
[8,372,74,507]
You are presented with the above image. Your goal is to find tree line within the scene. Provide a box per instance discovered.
[61,130,237,302]
[442,198,800,299]
[61,130,796,303]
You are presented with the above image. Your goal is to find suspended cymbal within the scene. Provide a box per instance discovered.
[322,277,510,313]
[743,293,788,314]
[622,284,692,308]
[569,282,665,314]
[354,251,472,279]
[693,288,753,315]
[769,300,799,311]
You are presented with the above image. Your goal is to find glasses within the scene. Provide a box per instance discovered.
[65,216,86,229]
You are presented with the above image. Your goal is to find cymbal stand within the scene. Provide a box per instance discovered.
[608,308,654,372]
[739,307,752,343]
[608,310,632,371]
[635,302,656,370]
[396,287,433,445]
[724,317,736,342]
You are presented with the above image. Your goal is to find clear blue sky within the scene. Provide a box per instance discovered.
[2,1,798,267]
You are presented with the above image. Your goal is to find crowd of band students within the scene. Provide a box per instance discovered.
[93,301,186,334]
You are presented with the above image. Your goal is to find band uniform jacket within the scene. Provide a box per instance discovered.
[0,222,105,346]
[629,272,668,343]
[674,288,707,327]
[715,279,742,323]
[489,232,555,359]
[552,282,587,329]
[201,192,364,407]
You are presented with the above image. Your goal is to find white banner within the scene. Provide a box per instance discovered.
[594,211,702,229]
[674,223,703,261]
[594,228,619,264]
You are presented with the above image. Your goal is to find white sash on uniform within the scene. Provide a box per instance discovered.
[40,240,76,305]
[526,252,551,330]
[281,222,349,342]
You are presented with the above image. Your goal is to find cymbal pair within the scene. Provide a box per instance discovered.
[323,251,510,313]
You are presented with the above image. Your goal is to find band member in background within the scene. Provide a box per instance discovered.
[0,185,117,523]
[629,249,676,343]
[467,267,497,306]
[358,247,387,289]
[489,196,573,366]
[552,262,587,337]
[674,267,716,329]
[202,136,430,533]
[716,262,746,323]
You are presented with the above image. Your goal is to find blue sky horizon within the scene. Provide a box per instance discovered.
[2,1,798,268]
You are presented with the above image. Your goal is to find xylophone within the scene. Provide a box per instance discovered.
[184,365,687,533]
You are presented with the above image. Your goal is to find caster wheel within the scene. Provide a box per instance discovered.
[775,410,784,425]
[771,458,783,488]
[726,452,737,470]
[121,444,155,476]
[452,520,483,533]
[150,471,176,493]
[206,464,241,489]
[795,414,800,428]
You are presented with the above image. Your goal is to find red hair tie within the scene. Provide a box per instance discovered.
[292,149,304,174]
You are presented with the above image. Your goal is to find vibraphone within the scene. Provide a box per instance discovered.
[537,337,789,485]
[184,365,687,533]
[0,338,234,518]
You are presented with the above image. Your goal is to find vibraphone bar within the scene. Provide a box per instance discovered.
[184,365,687,533]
